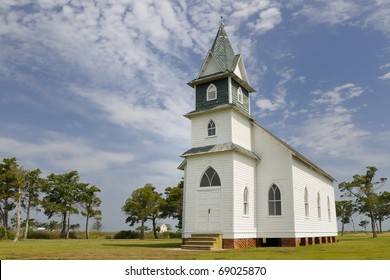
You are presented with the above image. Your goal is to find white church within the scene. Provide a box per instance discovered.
[179,24,338,249]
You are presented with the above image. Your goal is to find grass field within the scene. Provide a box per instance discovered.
[1,232,389,260]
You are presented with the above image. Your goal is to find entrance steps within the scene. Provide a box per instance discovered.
[181,234,222,250]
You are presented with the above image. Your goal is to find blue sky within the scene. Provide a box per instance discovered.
[1,0,389,231]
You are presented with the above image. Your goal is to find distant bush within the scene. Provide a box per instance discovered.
[113,230,140,239]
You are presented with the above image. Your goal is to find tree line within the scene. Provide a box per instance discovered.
[0,157,102,241]
[336,166,390,237]
[121,180,183,240]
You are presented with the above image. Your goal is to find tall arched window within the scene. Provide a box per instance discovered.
[200,167,221,187]
[237,87,243,104]
[207,84,217,101]
[317,192,321,220]
[268,184,281,216]
[304,188,309,217]
[327,196,331,221]
[207,120,216,136]
[243,187,249,216]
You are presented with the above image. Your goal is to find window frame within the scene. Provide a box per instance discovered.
[268,184,282,216]
[200,167,221,188]
[243,187,249,216]
[207,120,216,137]
[327,196,331,221]
[304,187,309,218]
[317,192,321,220]
[237,87,244,104]
[206,83,217,101]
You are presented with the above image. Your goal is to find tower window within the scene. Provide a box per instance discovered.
[200,167,221,187]
[268,184,281,216]
[207,120,216,136]
[207,84,217,101]
[237,87,243,104]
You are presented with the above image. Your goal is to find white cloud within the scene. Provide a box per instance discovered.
[378,72,390,80]
[248,7,282,33]
[0,134,135,173]
[289,83,369,158]
[312,83,364,105]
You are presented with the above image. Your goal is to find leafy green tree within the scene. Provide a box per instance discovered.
[22,169,43,239]
[359,220,370,233]
[160,179,183,229]
[336,200,354,236]
[339,166,387,238]
[122,184,162,240]
[12,163,25,242]
[375,191,390,232]
[0,157,19,239]
[78,184,102,239]
[42,171,81,238]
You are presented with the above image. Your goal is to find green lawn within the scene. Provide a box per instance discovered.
[1,233,389,260]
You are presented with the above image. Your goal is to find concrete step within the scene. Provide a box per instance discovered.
[181,244,213,250]
[184,240,215,246]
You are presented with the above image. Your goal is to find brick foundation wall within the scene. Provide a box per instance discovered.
[223,238,257,249]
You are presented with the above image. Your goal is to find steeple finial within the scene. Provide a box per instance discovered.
[220,15,224,25]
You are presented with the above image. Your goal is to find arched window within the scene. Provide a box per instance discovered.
[243,187,249,216]
[317,192,321,220]
[268,184,281,216]
[207,84,217,101]
[200,167,221,187]
[327,196,331,221]
[237,87,243,104]
[304,188,309,217]
[207,120,216,136]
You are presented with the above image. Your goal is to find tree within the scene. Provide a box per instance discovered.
[0,158,19,239]
[339,166,387,238]
[375,191,390,232]
[22,169,43,239]
[42,171,80,238]
[12,163,25,242]
[91,218,103,232]
[359,220,370,233]
[122,184,162,240]
[336,200,354,236]
[78,184,102,239]
[160,179,183,229]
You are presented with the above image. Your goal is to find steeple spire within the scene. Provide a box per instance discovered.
[210,23,235,71]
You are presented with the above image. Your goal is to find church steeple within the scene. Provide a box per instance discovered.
[187,24,255,116]
[210,23,235,72]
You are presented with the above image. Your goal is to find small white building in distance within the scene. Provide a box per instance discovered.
[179,23,338,249]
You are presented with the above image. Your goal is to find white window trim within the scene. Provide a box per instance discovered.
[206,83,217,101]
[237,87,243,104]
[207,119,216,137]
[243,187,249,217]
[304,187,309,218]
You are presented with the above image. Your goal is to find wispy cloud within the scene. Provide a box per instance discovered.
[0,133,135,173]
[289,83,369,157]
[378,72,390,80]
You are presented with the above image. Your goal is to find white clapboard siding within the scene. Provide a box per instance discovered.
[191,110,232,148]
[291,157,338,236]
[182,152,234,237]
[231,110,252,150]
[231,152,257,238]
[253,124,296,237]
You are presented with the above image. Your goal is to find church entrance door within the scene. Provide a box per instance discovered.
[196,189,221,232]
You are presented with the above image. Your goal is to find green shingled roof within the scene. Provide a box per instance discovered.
[210,23,236,71]
[181,142,261,161]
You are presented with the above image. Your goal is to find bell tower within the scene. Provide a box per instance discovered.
[187,23,255,116]
[180,23,259,248]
